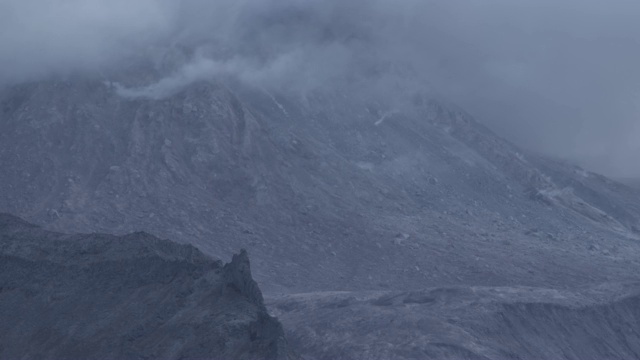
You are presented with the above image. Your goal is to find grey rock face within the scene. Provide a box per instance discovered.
[3,71,640,360]
[0,213,289,360]
[2,78,640,294]
[224,249,266,306]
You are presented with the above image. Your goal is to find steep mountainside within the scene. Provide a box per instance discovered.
[2,76,640,293]
[0,213,290,360]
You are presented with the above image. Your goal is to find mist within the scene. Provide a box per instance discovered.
[2,0,640,177]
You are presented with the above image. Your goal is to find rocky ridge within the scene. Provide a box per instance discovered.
[0,213,290,360]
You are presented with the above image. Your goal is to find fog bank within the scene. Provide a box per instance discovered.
[2,0,639,176]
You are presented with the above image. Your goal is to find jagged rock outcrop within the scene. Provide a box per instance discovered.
[224,249,266,306]
[0,213,290,360]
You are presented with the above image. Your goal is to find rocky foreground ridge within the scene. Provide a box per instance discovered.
[0,213,290,360]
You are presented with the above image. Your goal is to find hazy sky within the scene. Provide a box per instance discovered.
[1,0,639,176]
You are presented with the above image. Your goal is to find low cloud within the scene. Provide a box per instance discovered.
[0,0,175,83]
[2,0,640,176]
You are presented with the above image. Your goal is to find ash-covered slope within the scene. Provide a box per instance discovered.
[2,77,640,293]
[0,213,289,360]
[268,283,640,359]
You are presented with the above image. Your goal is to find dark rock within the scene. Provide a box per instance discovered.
[223,249,265,306]
[0,213,291,360]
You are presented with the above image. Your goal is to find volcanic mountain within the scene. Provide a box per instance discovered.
[2,73,640,294]
[3,59,640,358]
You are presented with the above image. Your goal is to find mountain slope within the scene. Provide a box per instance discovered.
[1,77,640,293]
[0,213,290,360]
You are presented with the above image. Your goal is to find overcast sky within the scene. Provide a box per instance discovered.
[1,0,639,176]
